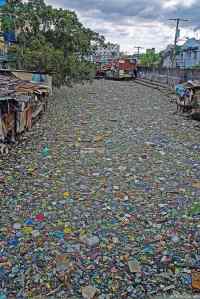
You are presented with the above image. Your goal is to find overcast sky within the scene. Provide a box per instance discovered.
[48,0,200,53]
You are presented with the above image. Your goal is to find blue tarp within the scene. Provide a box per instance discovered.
[32,74,46,83]
[4,32,16,43]
[175,84,186,97]
[0,0,6,6]
[175,84,191,97]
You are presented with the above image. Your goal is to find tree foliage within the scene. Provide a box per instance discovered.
[1,0,104,86]
[140,52,161,67]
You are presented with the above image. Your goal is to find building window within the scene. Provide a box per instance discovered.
[194,51,197,60]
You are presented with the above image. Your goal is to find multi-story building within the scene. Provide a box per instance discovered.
[146,48,155,55]
[92,43,120,64]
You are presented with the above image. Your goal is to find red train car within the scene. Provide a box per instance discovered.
[105,58,137,80]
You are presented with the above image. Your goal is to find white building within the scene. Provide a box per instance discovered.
[92,43,120,63]
[161,44,174,68]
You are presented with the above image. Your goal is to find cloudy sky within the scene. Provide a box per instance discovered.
[48,0,200,53]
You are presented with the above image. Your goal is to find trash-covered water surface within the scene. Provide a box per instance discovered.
[1,80,200,298]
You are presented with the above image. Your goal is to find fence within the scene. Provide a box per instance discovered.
[139,67,200,89]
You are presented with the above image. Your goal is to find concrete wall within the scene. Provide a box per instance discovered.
[162,56,172,68]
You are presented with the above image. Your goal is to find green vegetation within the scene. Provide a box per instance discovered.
[192,64,200,69]
[140,52,161,67]
[1,0,104,86]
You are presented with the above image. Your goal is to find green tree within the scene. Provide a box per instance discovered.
[140,52,161,67]
[1,0,104,86]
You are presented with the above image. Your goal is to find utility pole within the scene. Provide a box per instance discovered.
[169,18,189,68]
[134,46,143,58]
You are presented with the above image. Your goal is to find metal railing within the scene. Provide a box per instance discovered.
[139,67,200,88]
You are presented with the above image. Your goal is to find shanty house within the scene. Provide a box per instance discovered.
[0,71,50,150]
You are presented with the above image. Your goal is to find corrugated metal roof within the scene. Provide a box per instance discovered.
[0,73,49,102]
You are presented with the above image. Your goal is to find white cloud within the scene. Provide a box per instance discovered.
[162,0,196,9]
[78,13,192,53]
[47,0,199,53]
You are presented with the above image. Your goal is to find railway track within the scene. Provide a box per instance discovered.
[134,78,171,91]
[100,76,176,96]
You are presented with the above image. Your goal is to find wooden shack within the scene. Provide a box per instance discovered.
[0,97,17,144]
[0,72,50,154]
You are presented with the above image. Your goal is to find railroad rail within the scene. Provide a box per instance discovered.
[134,78,172,91]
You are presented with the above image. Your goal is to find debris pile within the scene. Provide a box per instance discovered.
[1,80,200,298]
[175,80,200,119]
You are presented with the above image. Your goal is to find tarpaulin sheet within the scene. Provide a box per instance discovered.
[32,74,46,83]
[175,84,186,97]
[4,32,16,43]
[0,0,6,6]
